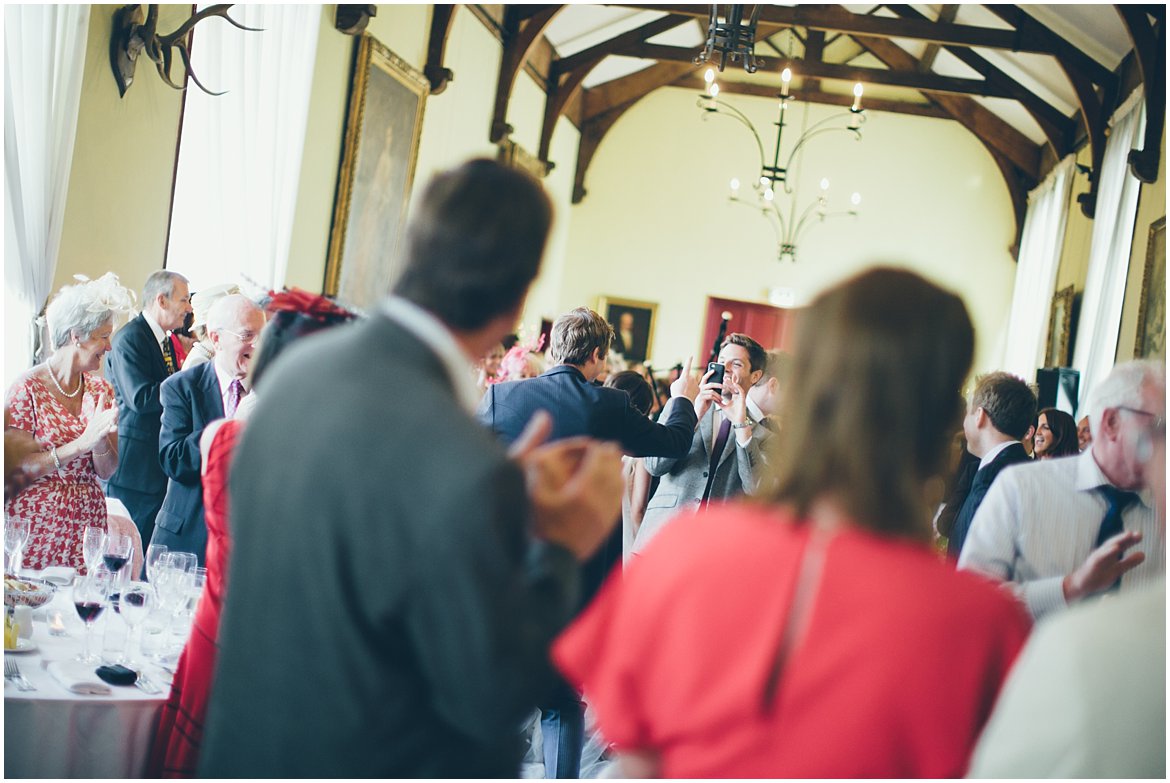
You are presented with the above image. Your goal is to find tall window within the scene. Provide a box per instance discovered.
[166,5,321,294]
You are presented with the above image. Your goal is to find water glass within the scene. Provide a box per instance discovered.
[82,526,107,575]
[4,517,30,574]
[145,543,168,582]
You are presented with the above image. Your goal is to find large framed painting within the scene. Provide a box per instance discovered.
[598,296,657,364]
[1045,284,1075,368]
[1134,216,1166,359]
[325,34,428,311]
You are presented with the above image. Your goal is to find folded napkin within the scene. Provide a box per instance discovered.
[46,660,112,696]
[38,567,76,587]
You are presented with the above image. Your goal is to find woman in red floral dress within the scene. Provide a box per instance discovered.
[149,288,355,777]
[4,274,134,572]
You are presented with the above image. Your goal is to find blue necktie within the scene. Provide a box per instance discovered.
[1095,485,1138,592]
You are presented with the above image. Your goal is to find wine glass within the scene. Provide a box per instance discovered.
[118,581,153,667]
[144,543,168,582]
[73,571,112,663]
[4,517,30,575]
[82,526,107,575]
[170,551,198,574]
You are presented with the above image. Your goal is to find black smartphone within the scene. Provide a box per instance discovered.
[707,362,726,395]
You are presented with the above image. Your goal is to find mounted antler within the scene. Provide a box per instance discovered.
[109,4,262,98]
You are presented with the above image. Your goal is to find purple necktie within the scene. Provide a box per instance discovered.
[225,379,244,418]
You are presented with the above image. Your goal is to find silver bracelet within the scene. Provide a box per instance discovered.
[49,445,64,477]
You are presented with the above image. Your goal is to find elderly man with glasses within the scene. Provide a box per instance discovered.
[960,359,1165,620]
[149,294,265,564]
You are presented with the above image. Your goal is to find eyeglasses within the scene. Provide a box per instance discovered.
[219,329,258,345]
[1118,406,1165,439]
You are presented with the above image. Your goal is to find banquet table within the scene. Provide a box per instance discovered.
[4,573,188,778]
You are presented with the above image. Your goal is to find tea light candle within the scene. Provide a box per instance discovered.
[47,608,67,636]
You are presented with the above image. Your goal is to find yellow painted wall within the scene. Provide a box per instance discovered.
[561,86,1019,375]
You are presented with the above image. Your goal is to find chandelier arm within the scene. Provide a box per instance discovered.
[701,98,768,174]
[782,126,864,194]
[765,197,789,240]
[792,200,828,245]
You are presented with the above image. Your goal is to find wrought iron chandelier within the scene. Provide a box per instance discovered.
[699,67,866,262]
[693,5,762,73]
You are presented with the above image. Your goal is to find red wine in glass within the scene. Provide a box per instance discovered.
[74,601,105,624]
[102,553,129,573]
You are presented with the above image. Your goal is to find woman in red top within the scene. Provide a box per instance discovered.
[148,289,355,777]
[553,268,1032,778]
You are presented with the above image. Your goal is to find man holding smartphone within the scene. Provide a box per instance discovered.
[634,333,772,554]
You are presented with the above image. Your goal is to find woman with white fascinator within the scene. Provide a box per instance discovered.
[4,273,135,572]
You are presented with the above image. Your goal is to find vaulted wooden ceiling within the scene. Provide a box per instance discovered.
[427,4,1164,241]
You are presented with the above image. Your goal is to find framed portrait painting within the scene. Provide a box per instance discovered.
[1134,216,1166,359]
[598,296,657,364]
[325,34,428,311]
[1045,285,1075,368]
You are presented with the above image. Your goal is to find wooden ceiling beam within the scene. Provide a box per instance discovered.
[853,32,1040,179]
[540,57,603,163]
[615,3,1080,57]
[985,5,1116,88]
[1117,5,1165,183]
[490,5,564,144]
[887,5,1073,156]
[918,5,959,73]
[423,5,457,95]
[626,42,1017,99]
[553,13,694,76]
[803,29,826,93]
[671,71,950,119]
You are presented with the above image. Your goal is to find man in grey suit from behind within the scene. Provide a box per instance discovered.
[200,160,623,778]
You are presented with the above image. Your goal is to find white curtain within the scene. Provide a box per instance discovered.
[166,4,320,293]
[1071,89,1146,405]
[3,5,90,387]
[1001,154,1076,379]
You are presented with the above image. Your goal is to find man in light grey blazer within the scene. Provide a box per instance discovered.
[634,333,773,553]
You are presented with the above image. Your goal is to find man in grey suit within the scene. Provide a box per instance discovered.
[201,160,623,778]
[634,333,772,554]
[151,294,264,564]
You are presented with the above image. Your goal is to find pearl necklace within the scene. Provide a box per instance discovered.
[47,365,83,398]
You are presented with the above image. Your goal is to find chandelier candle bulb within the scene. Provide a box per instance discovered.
[852,82,863,112]
[781,67,792,97]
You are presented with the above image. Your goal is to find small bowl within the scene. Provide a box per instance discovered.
[4,577,57,609]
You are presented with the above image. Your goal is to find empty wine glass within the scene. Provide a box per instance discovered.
[4,517,30,575]
[82,526,107,575]
[73,571,112,663]
[170,551,198,574]
[118,581,153,667]
[145,543,168,582]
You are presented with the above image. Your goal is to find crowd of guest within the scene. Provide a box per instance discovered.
[2,157,1164,778]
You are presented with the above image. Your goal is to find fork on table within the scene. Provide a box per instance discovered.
[4,656,36,691]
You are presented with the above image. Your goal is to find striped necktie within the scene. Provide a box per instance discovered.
[162,337,177,375]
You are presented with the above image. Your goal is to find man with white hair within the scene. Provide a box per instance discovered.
[149,294,264,563]
[960,359,1165,620]
[106,270,193,547]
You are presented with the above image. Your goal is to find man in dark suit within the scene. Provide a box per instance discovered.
[201,160,623,777]
[947,371,1036,558]
[151,294,264,564]
[105,270,192,546]
[476,306,699,778]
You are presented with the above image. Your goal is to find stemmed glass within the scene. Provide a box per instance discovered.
[82,526,107,575]
[4,517,30,575]
[73,571,112,663]
[144,544,168,582]
[118,581,153,667]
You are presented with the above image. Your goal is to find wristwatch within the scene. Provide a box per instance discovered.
[731,418,754,430]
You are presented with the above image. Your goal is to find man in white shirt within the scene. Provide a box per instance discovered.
[105,270,192,547]
[959,360,1165,620]
[967,369,1165,778]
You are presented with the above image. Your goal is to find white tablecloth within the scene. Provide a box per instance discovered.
[4,577,183,778]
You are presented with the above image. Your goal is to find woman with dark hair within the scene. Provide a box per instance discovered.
[552,268,1032,778]
[604,371,655,560]
[149,289,356,777]
[1032,407,1079,459]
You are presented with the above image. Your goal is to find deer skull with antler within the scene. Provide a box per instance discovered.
[109,4,262,98]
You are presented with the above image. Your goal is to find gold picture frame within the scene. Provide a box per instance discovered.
[598,296,657,364]
[1134,216,1166,359]
[324,34,428,311]
[1045,284,1075,368]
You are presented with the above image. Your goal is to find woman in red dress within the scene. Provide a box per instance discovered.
[148,289,355,777]
[553,268,1033,778]
[4,274,132,571]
